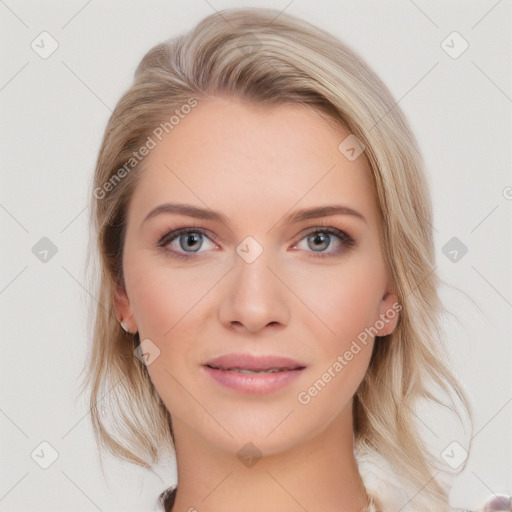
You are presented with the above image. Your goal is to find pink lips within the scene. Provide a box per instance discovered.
[204,353,305,371]
[202,353,306,394]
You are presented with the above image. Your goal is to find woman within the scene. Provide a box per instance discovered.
[81,7,476,512]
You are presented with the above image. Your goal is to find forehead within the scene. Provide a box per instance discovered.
[129,96,379,228]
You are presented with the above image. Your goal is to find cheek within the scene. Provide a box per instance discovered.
[293,257,386,347]
[293,265,380,416]
[124,252,217,338]
[125,259,211,409]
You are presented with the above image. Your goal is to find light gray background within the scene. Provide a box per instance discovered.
[1,0,511,511]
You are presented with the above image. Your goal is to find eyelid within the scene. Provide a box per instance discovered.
[157,224,356,260]
[157,227,218,259]
[292,226,356,254]
[158,224,218,242]
[299,225,352,239]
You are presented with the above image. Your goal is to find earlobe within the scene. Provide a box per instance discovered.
[113,286,136,333]
[376,291,401,337]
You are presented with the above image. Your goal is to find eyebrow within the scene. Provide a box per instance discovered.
[141,202,366,229]
[282,205,366,224]
[142,203,229,228]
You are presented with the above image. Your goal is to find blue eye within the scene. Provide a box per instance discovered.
[294,227,355,258]
[309,232,334,251]
[158,226,355,260]
[158,228,216,260]
[176,232,203,252]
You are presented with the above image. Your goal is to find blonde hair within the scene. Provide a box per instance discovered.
[80,7,472,511]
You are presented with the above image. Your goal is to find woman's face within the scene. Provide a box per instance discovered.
[115,96,399,456]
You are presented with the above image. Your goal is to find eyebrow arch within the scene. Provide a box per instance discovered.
[282,205,366,224]
[141,202,366,230]
[142,203,230,228]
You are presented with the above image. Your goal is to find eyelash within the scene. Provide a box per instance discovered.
[157,226,356,261]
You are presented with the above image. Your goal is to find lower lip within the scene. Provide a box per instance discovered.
[202,366,304,394]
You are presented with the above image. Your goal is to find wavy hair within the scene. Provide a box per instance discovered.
[80,7,472,511]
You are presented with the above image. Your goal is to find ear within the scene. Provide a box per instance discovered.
[113,285,137,333]
[375,290,401,337]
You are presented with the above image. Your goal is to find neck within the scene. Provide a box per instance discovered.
[169,405,370,512]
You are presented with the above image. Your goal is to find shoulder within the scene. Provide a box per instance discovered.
[471,493,512,511]
[356,448,511,512]
[450,493,512,512]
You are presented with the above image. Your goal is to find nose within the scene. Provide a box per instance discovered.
[217,248,290,334]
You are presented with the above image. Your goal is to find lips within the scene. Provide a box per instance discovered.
[204,353,306,372]
[202,353,306,394]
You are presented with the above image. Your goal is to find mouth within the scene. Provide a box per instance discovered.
[203,353,306,372]
[204,365,304,373]
[202,354,306,394]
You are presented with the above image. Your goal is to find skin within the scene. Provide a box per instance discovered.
[115,96,399,512]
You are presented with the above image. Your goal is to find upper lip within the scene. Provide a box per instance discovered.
[204,353,306,371]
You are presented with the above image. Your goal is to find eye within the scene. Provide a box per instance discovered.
[293,227,355,258]
[157,225,355,261]
[158,228,217,260]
